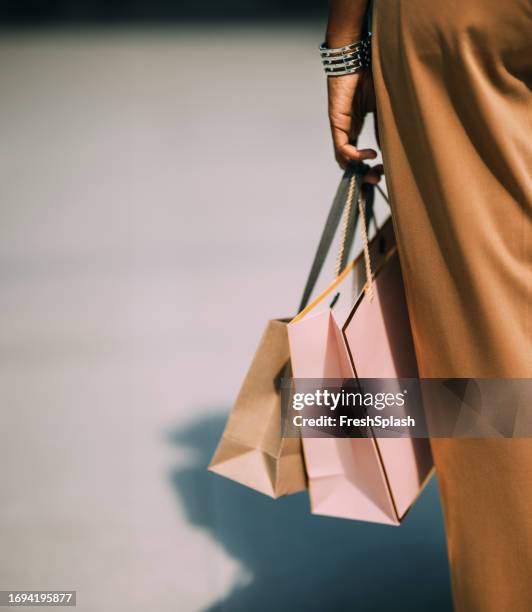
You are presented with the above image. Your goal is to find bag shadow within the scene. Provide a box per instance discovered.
[167,411,452,612]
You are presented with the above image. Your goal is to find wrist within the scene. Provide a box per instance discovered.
[320,34,372,77]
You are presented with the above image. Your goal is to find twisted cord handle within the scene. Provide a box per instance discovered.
[357,186,374,300]
[334,173,357,277]
[334,169,376,301]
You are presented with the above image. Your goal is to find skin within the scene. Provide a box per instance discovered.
[326,0,383,184]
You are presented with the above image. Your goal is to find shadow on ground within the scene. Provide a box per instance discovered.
[168,412,452,612]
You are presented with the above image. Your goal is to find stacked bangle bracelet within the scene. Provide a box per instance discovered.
[320,34,372,76]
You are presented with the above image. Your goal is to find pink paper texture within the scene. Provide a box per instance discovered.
[288,235,433,525]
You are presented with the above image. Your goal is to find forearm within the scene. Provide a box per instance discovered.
[326,0,369,47]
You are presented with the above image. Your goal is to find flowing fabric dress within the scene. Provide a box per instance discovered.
[371,1,532,609]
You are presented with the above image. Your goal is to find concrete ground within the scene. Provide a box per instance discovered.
[0,26,452,611]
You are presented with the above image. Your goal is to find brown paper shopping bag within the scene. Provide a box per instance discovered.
[209,319,305,497]
[209,165,369,498]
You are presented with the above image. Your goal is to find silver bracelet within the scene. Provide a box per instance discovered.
[319,34,371,76]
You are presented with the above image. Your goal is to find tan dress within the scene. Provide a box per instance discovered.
[372,0,532,610]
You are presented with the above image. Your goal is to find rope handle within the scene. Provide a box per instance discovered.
[334,173,357,277]
[299,163,388,312]
[334,172,385,301]
[358,185,374,300]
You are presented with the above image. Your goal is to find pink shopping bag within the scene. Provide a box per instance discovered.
[288,181,433,525]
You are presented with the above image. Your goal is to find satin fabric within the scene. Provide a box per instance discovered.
[372,1,532,609]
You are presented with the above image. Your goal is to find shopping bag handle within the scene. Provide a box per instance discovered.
[337,171,379,302]
[298,162,377,312]
[357,180,375,300]
[335,172,363,277]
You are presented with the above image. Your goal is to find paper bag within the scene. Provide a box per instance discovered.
[210,164,378,499]
[288,215,433,525]
[209,319,305,497]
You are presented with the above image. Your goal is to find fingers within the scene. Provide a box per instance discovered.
[334,140,378,169]
[328,75,376,170]
[331,119,377,169]
[363,163,384,184]
[328,72,379,170]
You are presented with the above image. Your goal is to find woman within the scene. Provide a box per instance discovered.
[323,1,532,610]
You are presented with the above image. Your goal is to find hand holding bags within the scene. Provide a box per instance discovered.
[210,164,433,522]
[288,171,433,524]
[209,168,367,498]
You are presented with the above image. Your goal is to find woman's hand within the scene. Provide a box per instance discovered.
[327,69,382,184]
